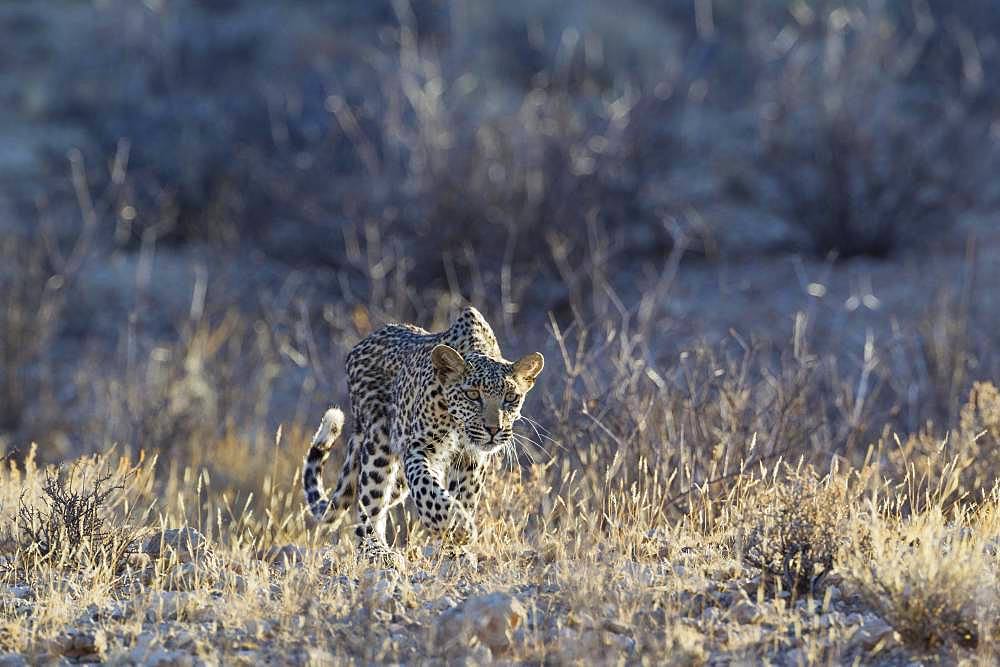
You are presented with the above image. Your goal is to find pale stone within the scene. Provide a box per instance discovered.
[437,592,527,656]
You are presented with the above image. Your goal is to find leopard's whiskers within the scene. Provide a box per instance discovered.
[519,414,568,454]
[511,432,550,463]
[520,413,557,438]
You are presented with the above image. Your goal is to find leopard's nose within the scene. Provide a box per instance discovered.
[485,426,500,438]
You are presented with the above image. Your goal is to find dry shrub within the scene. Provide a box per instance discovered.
[844,509,995,652]
[755,3,978,258]
[891,382,1000,512]
[410,78,658,260]
[12,460,141,572]
[960,381,1000,447]
[740,466,854,596]
[319,9,678,285]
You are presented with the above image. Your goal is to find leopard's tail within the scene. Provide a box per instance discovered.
[302,407,346,522]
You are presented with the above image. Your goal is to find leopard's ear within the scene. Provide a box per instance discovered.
[512,352,544,386]
[431,344,466,384]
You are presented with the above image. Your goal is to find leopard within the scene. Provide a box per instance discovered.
[302,305,544,568]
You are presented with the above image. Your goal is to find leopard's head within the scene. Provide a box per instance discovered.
[431,345,544,454]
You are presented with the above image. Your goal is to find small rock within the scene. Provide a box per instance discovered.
[540,542,560,563]
[54,628,107,661]
[0,654,27,667]
[358,568,416,611]
[136,565,159,587]
[784,648,807,666]
[244,619,274,640]
[75,603,101,625]
[437,592,527,656]
[730,599,759,624]
[138,648,195,667]
[261,544,305,571]
[851,616,895,650]
[145,591,213,622]
[145,591,184,622]
[358,570,400,609]
[431,595,457,611]
[796,597,826,615]
[169,629,197,650]
[102,600,132,622]
[601,619,632,636]
[127,552,152,570]
[143,528,209,563]
[604,632,636,653]
[0,597,32,617]
[229,573,249,595]
[621,561,657,586]
[304,647,337,666]
[359,569,398,598]
[818,611,844,628]
[230,650,263,665]
[464,643,494,664]
[5,586,31,601]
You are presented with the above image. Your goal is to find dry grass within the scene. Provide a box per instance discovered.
[752,1,981,259]
[2,188,998,662]
[843,507,996,654]
[1,191,997,662]
[2,376,1000,663]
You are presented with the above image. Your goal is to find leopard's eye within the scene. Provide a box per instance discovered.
[464,389,481,401]
[504,391,519,403]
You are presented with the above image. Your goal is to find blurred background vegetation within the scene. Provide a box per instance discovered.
[0,0,998,505]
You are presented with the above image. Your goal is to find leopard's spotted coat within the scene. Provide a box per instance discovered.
[302,306,543,567]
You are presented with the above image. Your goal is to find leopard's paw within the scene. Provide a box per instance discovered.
[360,539,407,572]
[445,507,478,545]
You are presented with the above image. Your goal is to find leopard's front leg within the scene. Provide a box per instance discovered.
[403,446,477,546]
[447,450,487,522]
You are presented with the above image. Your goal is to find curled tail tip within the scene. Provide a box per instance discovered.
[322,407,344,438]
[324,406,345,431]
[312,406,345,446]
